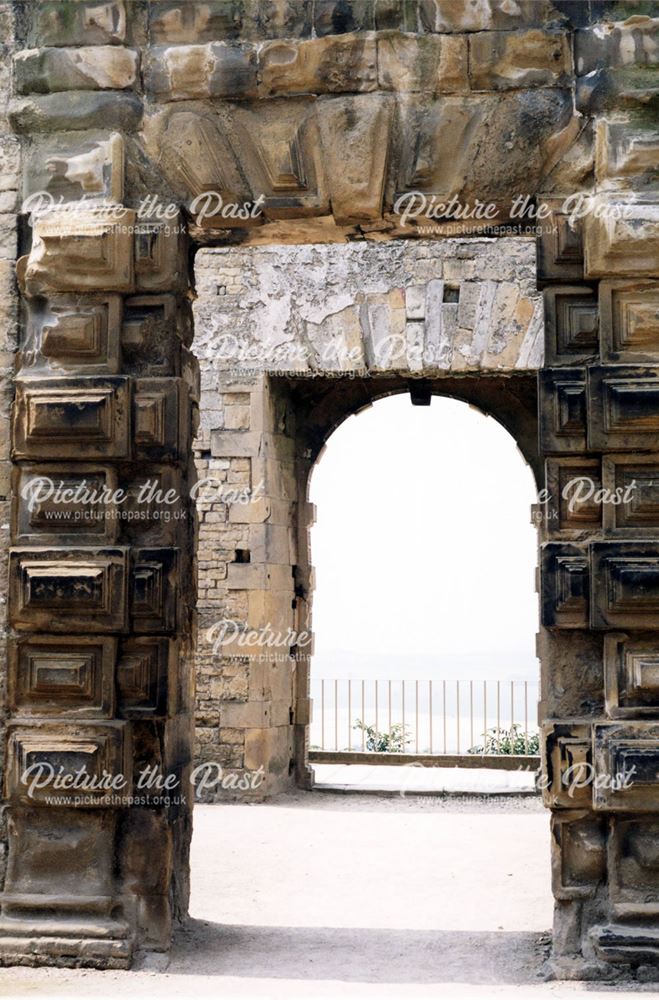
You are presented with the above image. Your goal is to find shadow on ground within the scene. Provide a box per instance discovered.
[168,919,551,985]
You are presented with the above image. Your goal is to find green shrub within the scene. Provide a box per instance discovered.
[468,724,539,756]
[353,719,410,753]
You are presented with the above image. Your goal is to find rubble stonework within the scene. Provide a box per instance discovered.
[1,0,659,979]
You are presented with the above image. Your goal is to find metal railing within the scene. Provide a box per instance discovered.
[310,678,539,756]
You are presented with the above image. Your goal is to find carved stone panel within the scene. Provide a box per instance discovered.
[25,209,135,295]
[601,455,659,535]
[13,464,120,545]
[544,458,601,537]
[591,543,659,630]
[543,287,598,365]
[543,722,593,809]
[588,366,659,452]
[600,280,659,363]
[593,722,659,811]
[13,377,130,461]
[22,294,122,375]
[609,817,659,918]
[130,548,178,633]
[551,811,606,900]
[540,543,589,629]
[8,635,116,718]
[133,379,188,463]
[9,546,128,633]
[118,637,176,719]
[5,721,131,807]
[539,369,587,454]
[604,632,659,719]
[537,201,584,282]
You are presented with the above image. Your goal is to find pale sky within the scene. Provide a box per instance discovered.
[309,393,540,681]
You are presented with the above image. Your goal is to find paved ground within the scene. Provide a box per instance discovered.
[1,792,657,999]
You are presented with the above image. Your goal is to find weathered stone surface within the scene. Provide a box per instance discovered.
[148,1,246,42]
[14,47,139,94]
[30,2,127,46]
[377,31,468,92]
[418,0,561,32]
[595,118,659,188]
[24,209,135,295]
[317,94,393,223]
[145,43,257,100]
[24,132,124,205]
[584,201,659,276]
[469,29,573,90]
[395,90,574,212]
[576,16,659,75]
[9,92,143,133]
[193,240,542,379]
[259,33,377,96]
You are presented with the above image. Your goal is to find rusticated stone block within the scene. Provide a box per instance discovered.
[5,721,131,807]
[317,94,393,223]
[591,543,659,630]
[121,295,180,376]
[24,131,124,206]
[605,632,659,719]
[537,198,584,281]
[469,30,573,90]
[539,368,587,453]
[14,47,139,94]
[377,32,468,93]
[543,287,598,365]
[134,219,187,294]
[584,202,659,278]
[29,2,127,47]
[551,812,606,900]
[258,33,377,96]
[609,817,659,918]
[148,1,244,43]
[22,293,122,375]
[599,279,659,363]
[12,377,130,460]
[24,209,135,295]
[12,463,121,545]
[8,634,116,718]
[601,455,659,535]
[9,546,128,633]
[145,43,257,101]
[118,637,176,719]
[587,365,659,451]
[9,92,143,134]
[544,457,602,536]
[540,543,589,629]
[2,808,118,920]
[543,722,593,808]
[130,548,178,633]
[133,378,188,462]
[593,721,659,811]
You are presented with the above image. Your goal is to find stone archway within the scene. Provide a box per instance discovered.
[2,0,659,978]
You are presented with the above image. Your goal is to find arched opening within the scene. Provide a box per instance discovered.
[307,391,540,789]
